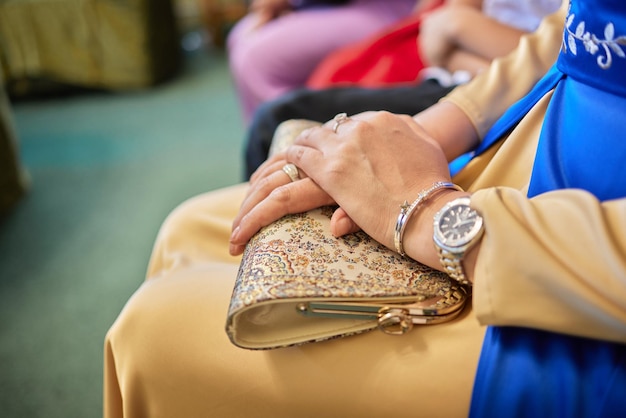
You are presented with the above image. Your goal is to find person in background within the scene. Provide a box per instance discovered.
[418,0,563,80]
[227,0,418,125]
[242,0,562,178]
[105,1,626,416]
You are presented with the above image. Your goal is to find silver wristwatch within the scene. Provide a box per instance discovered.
[433,197,484,285]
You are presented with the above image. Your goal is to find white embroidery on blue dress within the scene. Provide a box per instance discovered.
[563,13,626,69]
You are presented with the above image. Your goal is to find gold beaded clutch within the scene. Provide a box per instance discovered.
[225,206,468,350]
[225,119,468,349]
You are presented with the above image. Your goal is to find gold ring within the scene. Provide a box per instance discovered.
[332,113,349,133]
[281,163,300,182]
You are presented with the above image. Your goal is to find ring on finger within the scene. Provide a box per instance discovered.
[332,112,350,133]
[282,163,300,182]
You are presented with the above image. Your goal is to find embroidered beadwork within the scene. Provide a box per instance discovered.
[563,12,626,69]
[228,207,460,315]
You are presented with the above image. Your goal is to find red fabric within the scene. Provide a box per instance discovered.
[306,2,442,89]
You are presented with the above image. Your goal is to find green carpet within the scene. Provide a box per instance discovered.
[0,47,245,417]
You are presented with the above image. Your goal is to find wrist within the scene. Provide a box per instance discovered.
[401,188,469,268]
[393,181,462,256]
[432,195,484,285]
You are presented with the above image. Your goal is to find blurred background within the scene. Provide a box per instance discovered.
[0,0,247,416]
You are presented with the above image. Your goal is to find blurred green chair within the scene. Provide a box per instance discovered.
[0,0,181,97]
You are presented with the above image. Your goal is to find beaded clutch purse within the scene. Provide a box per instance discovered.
[225,120,468,350]
[225,206,468,350]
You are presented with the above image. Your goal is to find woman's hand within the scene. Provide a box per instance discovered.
[231,111,454,264]
[419,5,468,68]
[287,111,451,250]
[229,152,336,255]
[419,0,526,75]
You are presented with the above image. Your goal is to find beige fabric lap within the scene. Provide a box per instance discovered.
[105,184,485,418]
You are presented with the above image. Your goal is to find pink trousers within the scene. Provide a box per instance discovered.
[227,0,416,125]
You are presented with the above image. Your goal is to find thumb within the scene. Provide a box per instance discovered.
[330,207,361,237]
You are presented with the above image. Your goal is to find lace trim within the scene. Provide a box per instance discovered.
[562,12,626,69]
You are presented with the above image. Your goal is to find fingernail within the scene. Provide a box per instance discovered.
[229,243,240,256]
[332,216,352,237]
[338,216,353,233]
[230,226,240,243]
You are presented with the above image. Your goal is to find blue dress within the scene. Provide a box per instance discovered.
[466,1,626,415]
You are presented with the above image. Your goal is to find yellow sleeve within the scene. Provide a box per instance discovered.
[442,1,626,343]
[471,187,626,344]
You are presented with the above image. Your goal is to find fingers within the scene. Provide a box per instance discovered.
[287,125,338,177]
[330,207,361,237]
[249,152,290,184]
[229,178,334,255]
[231,118,354,256]
[236,160,292,229]
[244,153,308,205]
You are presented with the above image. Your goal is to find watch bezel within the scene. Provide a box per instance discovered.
[433,197,484,253]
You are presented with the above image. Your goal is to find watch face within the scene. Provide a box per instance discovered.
[434,198,483,249]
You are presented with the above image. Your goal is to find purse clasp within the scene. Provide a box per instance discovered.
[377,308,414,335]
